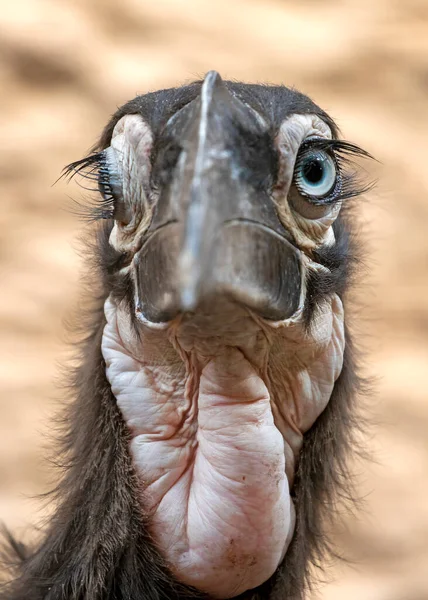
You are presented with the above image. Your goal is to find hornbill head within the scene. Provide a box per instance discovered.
[61,72,371,599]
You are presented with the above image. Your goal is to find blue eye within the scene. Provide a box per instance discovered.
[294,149,337,198]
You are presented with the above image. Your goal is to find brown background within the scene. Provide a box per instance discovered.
[1,1,427,598]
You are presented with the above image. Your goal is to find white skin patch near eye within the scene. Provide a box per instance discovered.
[107,114,154,252]
[273,114,341,251]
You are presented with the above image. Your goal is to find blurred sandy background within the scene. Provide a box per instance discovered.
[1,0,427,598]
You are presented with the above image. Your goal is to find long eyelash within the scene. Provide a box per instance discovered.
[59,151,115,221]
[297,139,376,205]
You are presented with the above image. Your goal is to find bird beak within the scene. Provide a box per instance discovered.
[134,71,302,323]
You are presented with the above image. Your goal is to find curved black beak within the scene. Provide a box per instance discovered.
[135,71,302,323]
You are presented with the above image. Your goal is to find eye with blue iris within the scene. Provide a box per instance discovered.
[294,146,339,202]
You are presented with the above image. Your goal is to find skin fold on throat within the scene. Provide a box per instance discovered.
[102,292,345,598]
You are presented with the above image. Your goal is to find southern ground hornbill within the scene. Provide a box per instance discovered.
[1,72,372,600]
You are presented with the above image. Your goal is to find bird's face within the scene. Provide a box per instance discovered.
[72,71,368,331]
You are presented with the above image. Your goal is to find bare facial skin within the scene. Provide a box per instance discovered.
[273,114,342,249]
[101,111,346,598]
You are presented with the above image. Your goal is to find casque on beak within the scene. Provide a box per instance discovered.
[134,71,302,323]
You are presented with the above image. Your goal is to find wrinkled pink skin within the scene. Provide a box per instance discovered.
[102,294,345,598]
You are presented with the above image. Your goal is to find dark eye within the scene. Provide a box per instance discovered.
[294,148,337,199]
